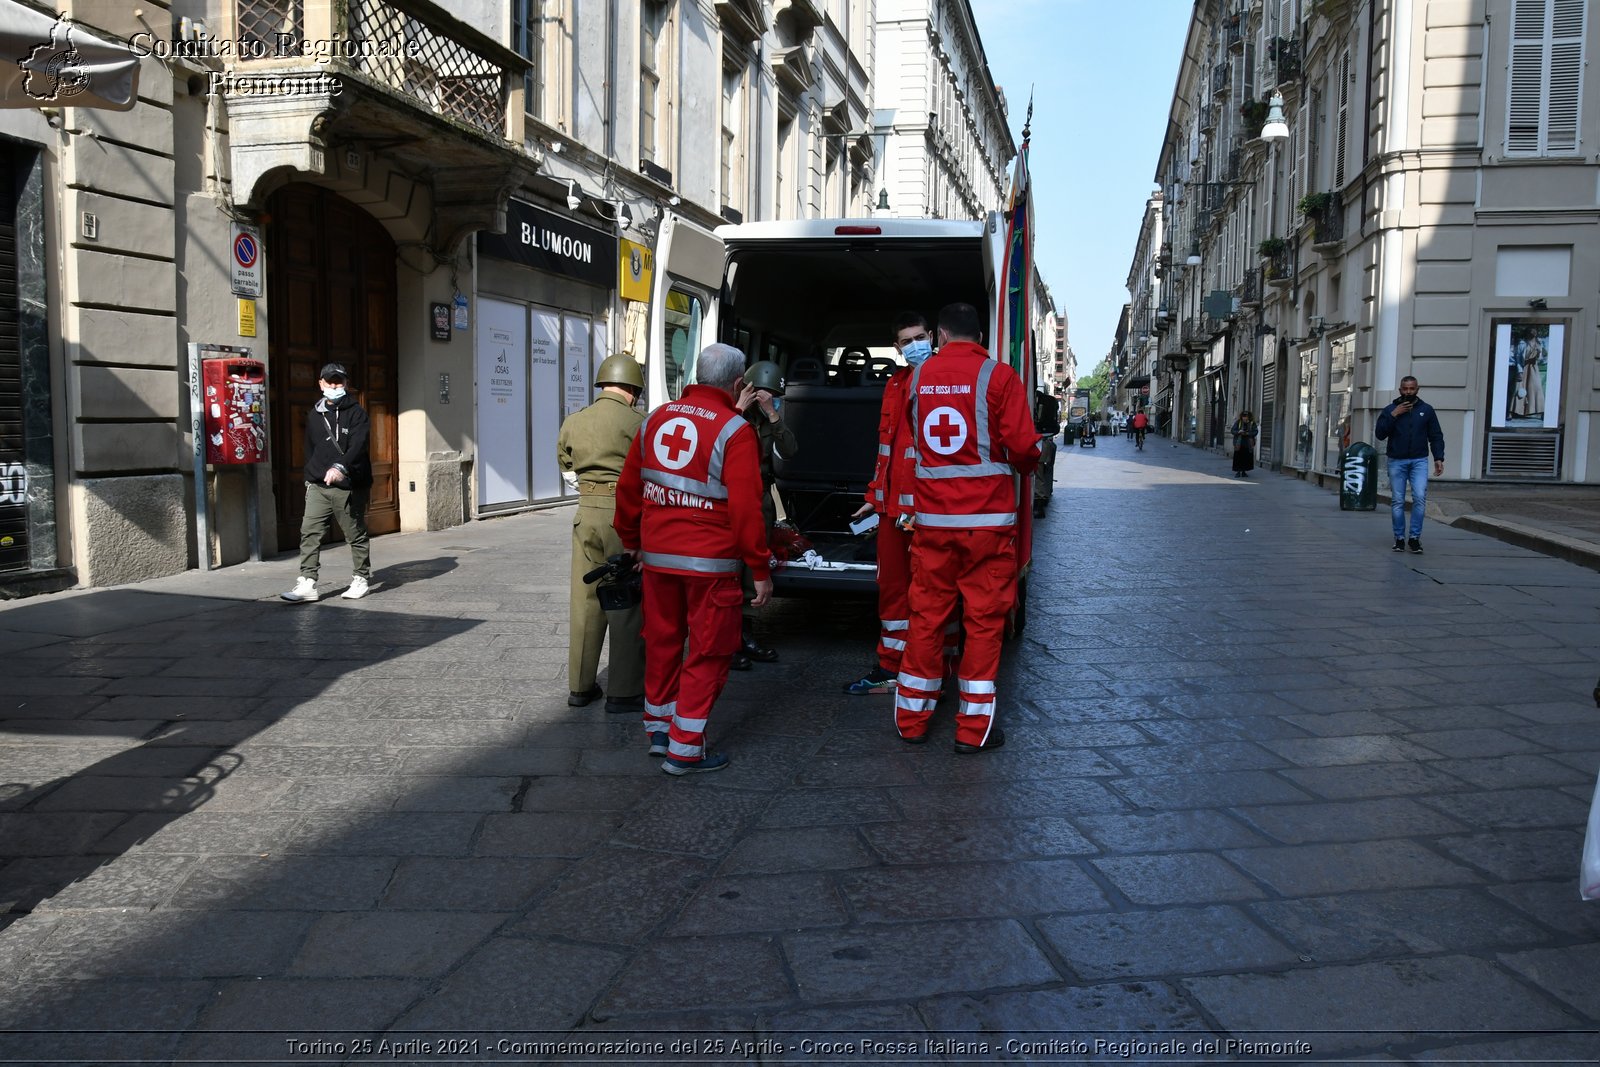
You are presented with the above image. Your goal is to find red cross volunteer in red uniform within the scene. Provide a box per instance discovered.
[614,343,772,775]
[895,302,1041,753]
[843,312,935,696]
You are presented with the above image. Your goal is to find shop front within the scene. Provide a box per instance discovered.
[475,198,619,514]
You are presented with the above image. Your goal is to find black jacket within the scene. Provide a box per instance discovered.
[303,392,371,487]
[1375,397,1444,461]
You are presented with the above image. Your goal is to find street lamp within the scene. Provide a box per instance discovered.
[1260,92,1289,141]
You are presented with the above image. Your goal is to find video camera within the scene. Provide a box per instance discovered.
[583,553,643,611]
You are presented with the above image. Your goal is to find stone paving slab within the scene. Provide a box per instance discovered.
[1,442,1598,1058]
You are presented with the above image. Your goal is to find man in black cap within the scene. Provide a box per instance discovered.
[282,362,373,602]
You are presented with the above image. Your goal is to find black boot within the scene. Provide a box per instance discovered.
[740,620,778,662]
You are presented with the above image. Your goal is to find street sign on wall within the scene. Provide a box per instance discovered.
[230,223,262,298]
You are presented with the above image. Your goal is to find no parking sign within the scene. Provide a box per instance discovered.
[230,223,262,298]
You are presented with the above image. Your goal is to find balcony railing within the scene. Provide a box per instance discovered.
[1236,268,1261,307]
[233,0,523,138]
[1265,246,1294,286]
[1300,189,1345,249]
[1211,61,1230,96]
[1183,317,1209,350]
[1224,12,1245,53]
[1271,37,1301,86]
[1197,103,1216,133]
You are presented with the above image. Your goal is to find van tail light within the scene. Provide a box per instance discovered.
[834,225,882,235]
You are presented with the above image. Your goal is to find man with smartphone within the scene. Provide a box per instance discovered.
[1375,375,1445,554]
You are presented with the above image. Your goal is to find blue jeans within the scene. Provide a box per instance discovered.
[1388,457,1429,539]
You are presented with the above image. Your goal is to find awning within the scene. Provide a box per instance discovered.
[1123,374,1151,389]
[0,1,139,110]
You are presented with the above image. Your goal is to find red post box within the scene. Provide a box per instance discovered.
[202,357,267,464]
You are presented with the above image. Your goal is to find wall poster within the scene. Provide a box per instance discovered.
[531,307,564,501]
[1490,320,1564,430]
[562,315,593,420]
[475,298,530,507]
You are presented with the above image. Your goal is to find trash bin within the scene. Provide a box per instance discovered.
[1339,442,1377,511]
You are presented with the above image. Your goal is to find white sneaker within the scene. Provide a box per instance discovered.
[281,576,319,603]
[341,576,370,600]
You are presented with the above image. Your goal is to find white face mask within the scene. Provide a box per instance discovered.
[901,338,933,367]
[322,386,346,401]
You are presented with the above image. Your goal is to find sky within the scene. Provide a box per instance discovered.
[967,0,1194,375]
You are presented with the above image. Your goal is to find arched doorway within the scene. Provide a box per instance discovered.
[265,183,399,546]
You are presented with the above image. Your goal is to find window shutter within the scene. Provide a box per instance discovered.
[1547,0,1586,152]
[1507,0,1587,155]
[1334,48,1350,187]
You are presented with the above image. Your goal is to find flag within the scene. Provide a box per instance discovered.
[1000,124,1033,384]
[0,1,140,111]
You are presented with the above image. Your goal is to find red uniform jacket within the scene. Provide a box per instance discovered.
[908,340,1041,529]
[615,384,772,581]
[867,367,918,520]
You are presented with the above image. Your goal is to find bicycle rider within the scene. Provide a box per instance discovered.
[1130,408,1149,449]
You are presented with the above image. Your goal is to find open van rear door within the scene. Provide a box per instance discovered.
[647,212,725,411]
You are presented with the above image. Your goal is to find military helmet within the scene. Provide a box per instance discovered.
[594,354,644,390]
[744,360,786,396]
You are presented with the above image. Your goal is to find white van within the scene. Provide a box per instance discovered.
[644,214,1035,618]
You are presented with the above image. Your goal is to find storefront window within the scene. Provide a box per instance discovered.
[664,287,703,402]
[1324,334,1354,471]
[1294,345,1318,468]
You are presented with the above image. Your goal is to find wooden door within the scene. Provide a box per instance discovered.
[266,184,399,546]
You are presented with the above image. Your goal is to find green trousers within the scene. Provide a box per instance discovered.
[569,499,644,696]
[299,482,370,580]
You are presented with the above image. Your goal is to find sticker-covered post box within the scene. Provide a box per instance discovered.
[202,357,267,464]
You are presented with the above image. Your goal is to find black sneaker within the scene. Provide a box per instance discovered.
[1392,538,1405,552]
[1408,538,1423,554]
[729,651,752,671]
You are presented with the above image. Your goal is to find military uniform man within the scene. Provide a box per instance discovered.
[732,360,797,668]
[558,355,647,711]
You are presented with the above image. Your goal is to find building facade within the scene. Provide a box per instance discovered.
[0,0,1033,594]
[1143,0,1599,487]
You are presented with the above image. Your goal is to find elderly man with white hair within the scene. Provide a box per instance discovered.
[614,343,773,775]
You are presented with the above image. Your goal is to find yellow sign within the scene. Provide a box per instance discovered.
[238,298,257,337]
[619,237,654,302]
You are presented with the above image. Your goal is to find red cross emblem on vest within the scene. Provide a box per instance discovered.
[922,406,968,456]
[653,416,699,470]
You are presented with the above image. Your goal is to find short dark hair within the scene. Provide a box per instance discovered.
[893,311,929,336]
[937,302,982,342]
[1400,375,1418,385]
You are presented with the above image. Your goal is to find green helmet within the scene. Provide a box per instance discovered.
[744,360,785,396]
[594,354,644,390]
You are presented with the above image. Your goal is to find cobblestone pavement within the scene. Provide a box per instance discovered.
[1,436,1598,1065]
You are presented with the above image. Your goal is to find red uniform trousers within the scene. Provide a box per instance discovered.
[642,569,743,764]
[876,518,961,675]
[875,517,912,673]
[894,527,1015,747]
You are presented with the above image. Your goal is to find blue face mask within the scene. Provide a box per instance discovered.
[322,386,346,401]
[902,339,933,366]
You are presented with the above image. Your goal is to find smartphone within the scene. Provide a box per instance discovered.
[848,513,880,535]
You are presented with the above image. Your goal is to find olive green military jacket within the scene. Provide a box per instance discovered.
[745,406,798,491]
[558,393,644,497]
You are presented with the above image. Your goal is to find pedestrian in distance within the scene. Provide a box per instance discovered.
[1230,411,1259,478]
[731,359,796,670]
[614,343,773,775]
[1130,409,1149,450]
[1375,375,1445,554]
[843,311,934,697]
[895,302,1041,753]
[557,354,647,711]
[281,362,372,603]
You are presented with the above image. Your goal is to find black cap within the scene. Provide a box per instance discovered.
[319,362,349,382]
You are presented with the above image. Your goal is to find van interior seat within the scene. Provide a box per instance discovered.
[788,357,824,384]
[867,356,898,382]
[832,348,870,387]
